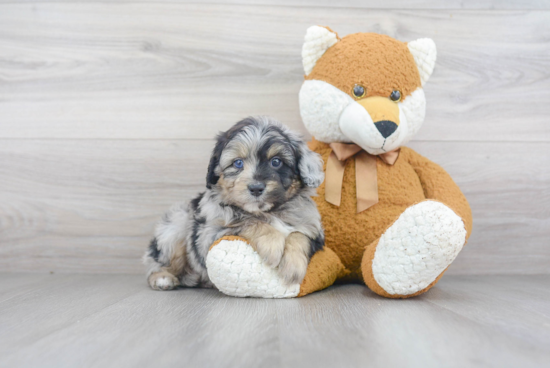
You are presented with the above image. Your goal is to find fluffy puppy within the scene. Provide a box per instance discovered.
[143,116,325,291]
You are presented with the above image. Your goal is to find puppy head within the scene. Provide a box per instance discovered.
[206,116,324,213]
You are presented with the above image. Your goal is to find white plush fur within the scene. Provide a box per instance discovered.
[299,80,353,143]
[302,26,338,76]
[371,201,466,296]
[206,239,301,298]
[407,38,437,86]
[299,80,427,155]
[399,87,427,139]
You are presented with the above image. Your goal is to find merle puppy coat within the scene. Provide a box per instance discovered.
[144,116,325,290]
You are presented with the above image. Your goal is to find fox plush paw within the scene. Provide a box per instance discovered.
[206,236,301,298]
[365,200,466,297]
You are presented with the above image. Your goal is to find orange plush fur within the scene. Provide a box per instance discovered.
[306,32,422,101]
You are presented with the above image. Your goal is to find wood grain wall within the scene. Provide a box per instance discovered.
[0,1,548,275]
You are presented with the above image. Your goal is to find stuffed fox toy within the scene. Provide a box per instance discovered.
[206,26,472,298]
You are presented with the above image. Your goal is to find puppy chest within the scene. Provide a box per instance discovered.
[269,217,295,238]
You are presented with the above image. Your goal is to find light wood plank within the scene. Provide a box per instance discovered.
[275,285,550,368]
[0,274,145,358]
[0,274,549,368]
[425,275,550,350]
[0,275,280,368]
[0,4,549,141]
[0,139,211,273]
[0,139,548,274]
[1,0,548,10]
[200,0,550,9]
[0,273,60,302]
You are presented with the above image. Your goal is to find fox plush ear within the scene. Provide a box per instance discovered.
[408,38,437,85]
[302,26,339,76]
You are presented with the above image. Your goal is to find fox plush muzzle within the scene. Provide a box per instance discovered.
[357,96,400,138]
[338,94,406,155]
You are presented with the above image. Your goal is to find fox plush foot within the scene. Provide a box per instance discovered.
[362,200,467,298]
[206,236,346,298]
[206,236,302,298]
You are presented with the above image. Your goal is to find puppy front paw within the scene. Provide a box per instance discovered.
[241,223,286,268]
[278,232,309,285]
[148,271,180,290]
[278,251,308,285]
[255,232,286,268]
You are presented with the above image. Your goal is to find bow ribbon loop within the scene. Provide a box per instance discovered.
[325,143,399,213]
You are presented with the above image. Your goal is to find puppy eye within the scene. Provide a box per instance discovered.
[390,90,401,102]
[233,159,244,169]
[270,157,282,168]
[352,84,366,99]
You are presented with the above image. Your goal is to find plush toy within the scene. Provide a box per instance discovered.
[205,26,472,298]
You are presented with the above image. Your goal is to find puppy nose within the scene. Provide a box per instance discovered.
[374,120,398,138]
[248,182,266,197]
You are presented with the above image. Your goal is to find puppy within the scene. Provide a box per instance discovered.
[143,116,325,290]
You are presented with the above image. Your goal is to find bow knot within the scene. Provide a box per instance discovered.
[325,143,399,213]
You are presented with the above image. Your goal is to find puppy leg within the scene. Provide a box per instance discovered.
[143,204,189,290]
[241,222,286,268]
[147,243,186,290]
[278,232,310,285]
[148,271,180,291]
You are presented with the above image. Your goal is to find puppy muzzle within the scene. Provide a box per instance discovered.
[248,182,266,197]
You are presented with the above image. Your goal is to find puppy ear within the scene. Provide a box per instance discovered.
[207,118,256,188]
[206,133,227,189]
[297,141,325,188]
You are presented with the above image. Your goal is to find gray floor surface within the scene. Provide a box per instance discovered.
[0,274,548,368]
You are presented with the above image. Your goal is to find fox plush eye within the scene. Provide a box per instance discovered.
[233,159,244,169]
[270,157,282,168]
[352,84,366,99]
[390,90,401,102]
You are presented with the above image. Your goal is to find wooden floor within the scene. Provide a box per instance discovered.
[0,274,548,368]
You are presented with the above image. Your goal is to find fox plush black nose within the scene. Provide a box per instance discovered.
[374,120,398,138]
[248,182,266,197]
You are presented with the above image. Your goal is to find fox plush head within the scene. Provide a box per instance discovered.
[299,26,437,155]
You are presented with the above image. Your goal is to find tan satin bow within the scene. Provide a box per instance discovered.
[325,143,399,213]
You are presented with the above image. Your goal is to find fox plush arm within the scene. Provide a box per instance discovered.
[405,147,473,239]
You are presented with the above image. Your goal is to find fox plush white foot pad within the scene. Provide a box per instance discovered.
[206,239,301,298]
[372,201,467,296]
